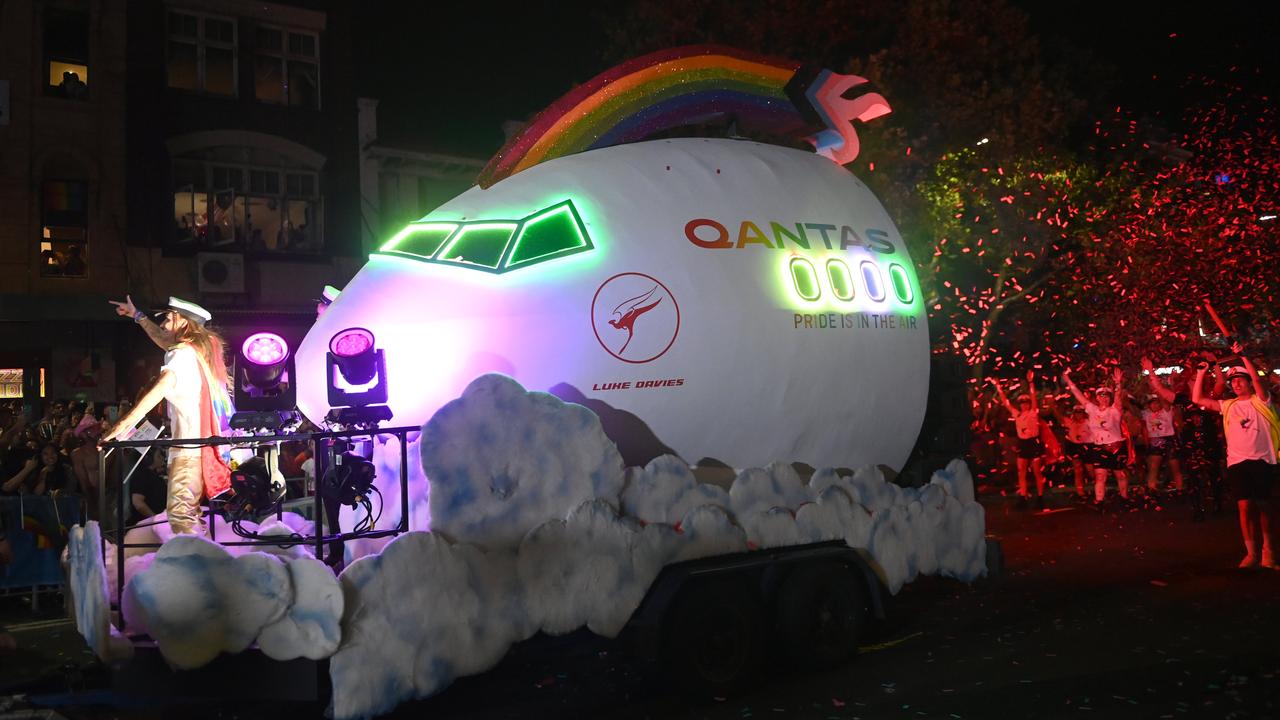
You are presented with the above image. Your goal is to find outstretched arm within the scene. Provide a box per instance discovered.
[1062,369,1088,407]
[110,295,174,350]
[1112,367,1132,414]
[100,370,175,443]
[1190,364,1221,412]
[1141,357,1177,404]
[1026,370,1038,412]
[989,377,1016,415]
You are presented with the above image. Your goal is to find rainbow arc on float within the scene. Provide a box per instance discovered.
[478,45,891,188]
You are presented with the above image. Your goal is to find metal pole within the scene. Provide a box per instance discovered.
[399,430,409,534]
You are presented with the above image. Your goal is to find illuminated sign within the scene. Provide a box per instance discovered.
[685,218,895,253]
[377,200,592,274]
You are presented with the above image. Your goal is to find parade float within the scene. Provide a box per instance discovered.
[70,46,988,720]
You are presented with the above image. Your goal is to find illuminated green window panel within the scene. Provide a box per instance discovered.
[826,259,855,301]
[375,200,594,274]
[889,263,914,303]
[860,261,885,301]
[378,223,458,259]
[790,257,821,301]
[437,223,518,269]
[505,201,591,268]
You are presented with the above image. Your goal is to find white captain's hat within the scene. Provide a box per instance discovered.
[168,296,212,326]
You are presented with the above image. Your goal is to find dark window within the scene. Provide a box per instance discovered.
[167,10,237,96]
[253,25,320,109]
[44,11,89,99]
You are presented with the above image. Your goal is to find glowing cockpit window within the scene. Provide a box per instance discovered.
[436,223,518,269]
[375,200,594,274]
[377,223,458,259]
[505,201,591,269]
[826,259,855,301]
[790,257,821,301]
[889,263,914,303]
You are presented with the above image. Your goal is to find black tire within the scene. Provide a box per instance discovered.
[660,578,766,697]
[774,561,866,668]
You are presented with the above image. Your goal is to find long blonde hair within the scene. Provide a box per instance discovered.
[171,319,229,392]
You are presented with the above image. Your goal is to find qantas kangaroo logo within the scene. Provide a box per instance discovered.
[592,273,680,364]
[608,285,662,354]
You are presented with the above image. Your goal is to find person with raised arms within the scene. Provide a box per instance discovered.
[1063,366,1134,507]
[1190,341,1278,569]
[991,370,1047,509]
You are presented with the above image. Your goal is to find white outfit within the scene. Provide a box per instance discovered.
[1014,410,1041,440]
[1086,403,1125,445]
[1223,398,1278,467]
[1142,408,1175,439]
[1066,419,1092,444]
[161,345,203,459]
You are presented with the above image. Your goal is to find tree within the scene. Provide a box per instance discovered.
[601,0,1093,383]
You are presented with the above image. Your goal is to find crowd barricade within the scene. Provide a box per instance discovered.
[0,494,85,590]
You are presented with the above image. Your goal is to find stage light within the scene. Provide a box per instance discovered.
[329,327,376,384]
[224,457,285,521]
[325,327,389,420]
[232,330,297,427]
[321,449,377,508]
[242,332,289,386]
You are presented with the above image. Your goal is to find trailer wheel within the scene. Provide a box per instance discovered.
[661,579,765,696]
[775,561,866,668]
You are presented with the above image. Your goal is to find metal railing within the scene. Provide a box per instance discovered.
[98,426,416,630]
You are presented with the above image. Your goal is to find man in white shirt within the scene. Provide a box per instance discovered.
[1191,341,1277,569]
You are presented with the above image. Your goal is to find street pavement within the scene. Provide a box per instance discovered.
[2,489,1278,719]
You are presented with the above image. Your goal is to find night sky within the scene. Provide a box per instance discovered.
[353,1,1278,161]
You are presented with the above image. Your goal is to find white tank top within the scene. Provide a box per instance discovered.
[1143,408,1175,439]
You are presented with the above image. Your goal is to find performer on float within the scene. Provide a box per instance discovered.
[102,296,232,535]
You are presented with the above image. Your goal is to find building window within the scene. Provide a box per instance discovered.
[253,25,319,109]
[45,10,89,99]
[167,10,237,96]
[40,180,89,277]
[172,160,321,253]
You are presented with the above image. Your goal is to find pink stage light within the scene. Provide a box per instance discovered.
[242,332,289,365]
[330,328,374,358]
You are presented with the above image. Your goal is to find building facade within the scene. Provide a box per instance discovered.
[0,0,365,410]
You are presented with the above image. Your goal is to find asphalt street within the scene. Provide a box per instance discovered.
[3,490,1278,719]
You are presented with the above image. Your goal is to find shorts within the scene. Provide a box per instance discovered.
[1088,442,1126,470]
[1063,441,1089,461]
[1226,459,1277,501]
[1147,436,1179,458]
[1016,437,1043,459]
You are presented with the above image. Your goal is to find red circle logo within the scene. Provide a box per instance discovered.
[591,273,680,364]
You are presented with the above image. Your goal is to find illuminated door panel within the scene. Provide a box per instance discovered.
[889,263,914,303]
[860,260,885,301]
[790,257,821,300]
[826,259,855,301]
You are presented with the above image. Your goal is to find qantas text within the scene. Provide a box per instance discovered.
[685,219,894,254]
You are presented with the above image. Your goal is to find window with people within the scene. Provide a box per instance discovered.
[171,155,322,253]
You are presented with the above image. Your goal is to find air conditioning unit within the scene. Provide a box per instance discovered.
[196,252,245,293]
